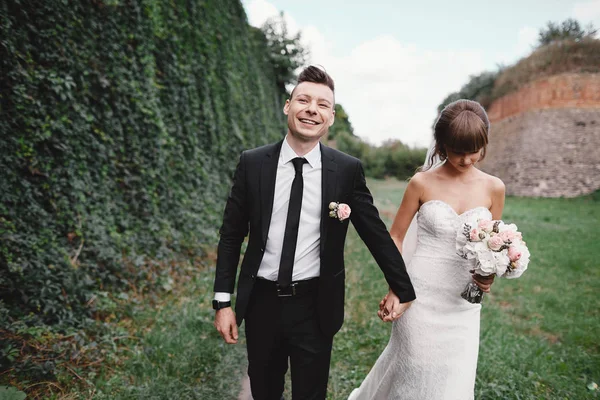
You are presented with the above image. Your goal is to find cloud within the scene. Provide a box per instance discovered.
[244,0,277,28]
[243,0,485,148]
[493,25,539,68]
[322,37,485,147]
[515,26,539,59]
[573,0,600,23]
[244,0,300,34]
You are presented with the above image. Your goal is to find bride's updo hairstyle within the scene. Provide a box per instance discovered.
[425,99,490,171]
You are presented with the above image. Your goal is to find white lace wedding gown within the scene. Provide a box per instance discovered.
[349,200,492,400]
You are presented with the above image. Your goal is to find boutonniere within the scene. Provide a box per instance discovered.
[329,202,351,222]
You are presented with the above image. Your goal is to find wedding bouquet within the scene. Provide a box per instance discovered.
[456,217,530,303]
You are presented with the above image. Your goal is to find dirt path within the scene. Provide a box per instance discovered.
[238,373,252,400]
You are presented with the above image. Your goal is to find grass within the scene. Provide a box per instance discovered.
[88,269,249,400]
[329,178,600,400]
[38,178,598,399]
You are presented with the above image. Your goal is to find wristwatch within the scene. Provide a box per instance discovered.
[212,299,232,310]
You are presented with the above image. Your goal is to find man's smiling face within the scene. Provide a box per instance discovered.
[284,81,335,142]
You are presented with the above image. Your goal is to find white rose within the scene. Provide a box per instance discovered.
[464,241,486,259]
[475,249,497,275]
[493,250,511,277]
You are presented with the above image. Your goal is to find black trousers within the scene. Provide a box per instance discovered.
[244,278,333,400]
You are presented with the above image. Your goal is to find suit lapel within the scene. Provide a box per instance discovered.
[260,140,283,245]
[320,143,338,255]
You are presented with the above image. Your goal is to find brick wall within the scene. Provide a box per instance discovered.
[479,92,600,197]
[487,73,600,123]
[479,73,600,197]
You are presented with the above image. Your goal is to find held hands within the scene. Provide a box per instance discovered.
[377,289,413,322]
[214,308,238,344]
[471,271,495,293]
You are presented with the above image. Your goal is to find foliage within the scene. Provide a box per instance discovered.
[0,0,284,391]
[537,18,598,47]
[328,104,355,140]
[260,11,309,94]
[437,70,501,113]
[336,132,426,181]
[0,386,26,400]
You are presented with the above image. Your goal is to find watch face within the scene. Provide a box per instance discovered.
[212,300,230,310]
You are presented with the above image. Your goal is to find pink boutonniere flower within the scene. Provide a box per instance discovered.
[329,202,351,222]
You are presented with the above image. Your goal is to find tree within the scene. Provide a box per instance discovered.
[436,70,500,117]
[261,11,309,94]
[538,18,597,46]
[328,104,355,140]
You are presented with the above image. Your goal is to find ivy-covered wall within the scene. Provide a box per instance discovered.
[0,0,284,331]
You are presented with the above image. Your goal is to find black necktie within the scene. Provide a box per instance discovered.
[278,157,308,288]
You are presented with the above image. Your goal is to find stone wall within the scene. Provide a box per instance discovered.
[479,74,600,197]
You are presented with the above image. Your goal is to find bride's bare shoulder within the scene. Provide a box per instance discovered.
[408,171,430,188]
[477,169,505,192]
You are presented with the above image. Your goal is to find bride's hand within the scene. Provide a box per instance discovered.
[379,293,389,310]
[471,272,495,293]
[378,289,412,322]
[377,293,389,320]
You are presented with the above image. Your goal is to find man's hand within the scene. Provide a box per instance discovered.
[471,272,495,293]
[377,289,412,322]
[214,307,238,344]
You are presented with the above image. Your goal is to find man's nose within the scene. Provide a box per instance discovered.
[306,101,318,114]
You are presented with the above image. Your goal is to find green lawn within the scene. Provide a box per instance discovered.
[87,269,248,400]
[84,178,598,399]
[330,178,600,400]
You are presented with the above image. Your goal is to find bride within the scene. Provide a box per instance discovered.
[349,99,505,400]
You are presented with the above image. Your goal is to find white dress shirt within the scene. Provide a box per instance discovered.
[215,137,322,302]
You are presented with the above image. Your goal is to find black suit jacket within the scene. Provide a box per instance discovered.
[213,140,415,337]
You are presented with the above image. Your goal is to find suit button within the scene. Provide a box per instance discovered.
[250,274,256,279]
[260,248,264,252]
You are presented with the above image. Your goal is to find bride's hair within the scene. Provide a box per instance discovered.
[423,99,490,171]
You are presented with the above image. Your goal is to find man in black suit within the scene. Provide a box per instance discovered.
[213,66,415,400]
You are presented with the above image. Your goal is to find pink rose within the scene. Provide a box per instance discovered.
[487,235,504,251]
[498,230,516,242]
[478,219,494,233]
[469,228,481,241]
[508,246,522,262]
[337,203,351,221]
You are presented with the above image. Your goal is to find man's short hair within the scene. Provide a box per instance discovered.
[294,65,335,94]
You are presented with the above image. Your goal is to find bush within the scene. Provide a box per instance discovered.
[0,0,284,384]
[336,132,426,181]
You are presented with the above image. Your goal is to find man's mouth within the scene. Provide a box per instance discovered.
[299,118,319,125]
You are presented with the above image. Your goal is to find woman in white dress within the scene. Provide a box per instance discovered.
[349,99,506,400]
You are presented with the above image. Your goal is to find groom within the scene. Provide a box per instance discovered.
[213,66,415,400]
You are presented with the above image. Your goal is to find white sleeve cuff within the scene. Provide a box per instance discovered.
[214,292,231,302]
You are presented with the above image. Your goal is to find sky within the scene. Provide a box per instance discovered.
[242,0,600,148]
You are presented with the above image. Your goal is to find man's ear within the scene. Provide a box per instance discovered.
[329,109,336,127]
[283,99,290,115]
